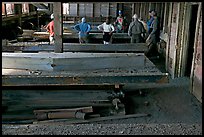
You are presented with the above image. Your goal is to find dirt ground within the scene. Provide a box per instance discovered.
[2,57,202,135]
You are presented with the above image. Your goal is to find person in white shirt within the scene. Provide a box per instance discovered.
[97,17,115,44]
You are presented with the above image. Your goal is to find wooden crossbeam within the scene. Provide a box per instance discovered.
[2,43,148,53]
[33,32,131,40]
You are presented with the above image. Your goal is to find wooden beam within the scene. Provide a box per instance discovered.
[33,32,131,40]
[33,106,93,113]
[2,43,148,53]
[165,3,173,72]
[34,106,93,120]
[2,74,168,87]
[2,53,154,71]
[33,113,150,124]
[190,2,201,94]
[53,2,63,53]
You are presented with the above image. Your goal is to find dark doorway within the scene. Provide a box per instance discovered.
[185,4,198,77]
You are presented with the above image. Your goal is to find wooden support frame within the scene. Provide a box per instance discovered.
[165,3,173,73]
[190,2,201,89]
[177,2,187,77]
[190,2,202,102]
[53,2,63,53]
[171,3,180,78]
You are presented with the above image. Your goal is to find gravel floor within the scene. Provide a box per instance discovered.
[2,123,202,135]
[2,77,202,135]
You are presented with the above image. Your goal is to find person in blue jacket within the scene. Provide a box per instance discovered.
[147,10,155,34]
[74,17,91,44]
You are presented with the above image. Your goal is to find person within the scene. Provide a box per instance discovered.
[138,17,148,42]
[45,13,54,44]
[97,16,115,44]
[139,18,148,32]
[128,14,146,43]
[74,17,91,44]
[114,10,124,33]
[122,16,129,33]
[147,10,155,34]
[145,11,160,57]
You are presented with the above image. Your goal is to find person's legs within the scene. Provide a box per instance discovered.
[131,34,136,43]
[146,42,157,57]
[79,35,83,44]
[103,32,110,44]
[83,36,89,43]
[49,36,54,44]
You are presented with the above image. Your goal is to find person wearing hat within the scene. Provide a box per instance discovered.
[128,14,146,43]
[74,17,91,44]
[114,10,124,33]
[45,13,54,44]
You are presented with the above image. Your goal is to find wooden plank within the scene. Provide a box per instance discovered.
[165,3,173,72]
[33,32,131,40]
[2,74,168,87]
[190,3,202,103]
[2,53,160,72]
[34,106,93,120]
[33,106,93,113]
[3,89,115,114]
[33,113,150,124]
[2,43,148,53]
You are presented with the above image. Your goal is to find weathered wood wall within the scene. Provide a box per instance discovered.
[190,3,202,103]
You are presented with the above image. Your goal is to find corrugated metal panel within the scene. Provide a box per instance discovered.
[94,3,101,17]
[69,3,77,16]
[78,3,85,17]
[85,3,93,17]
[100,3,109,17]
[109,3,117,17]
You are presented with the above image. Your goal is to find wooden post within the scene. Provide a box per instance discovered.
[165,3,173,72]
[36,10,40,31]
[53,2,63,53]
[14,4,22,27]
[4,4,7,17]
[132,3,135,16]
[190,2,201,93]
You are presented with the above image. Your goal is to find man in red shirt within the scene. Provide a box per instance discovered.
[46,14,54,44]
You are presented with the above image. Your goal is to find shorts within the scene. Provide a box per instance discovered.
[103,32,112,42]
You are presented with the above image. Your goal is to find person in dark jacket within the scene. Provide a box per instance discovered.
[128,14,146,43]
